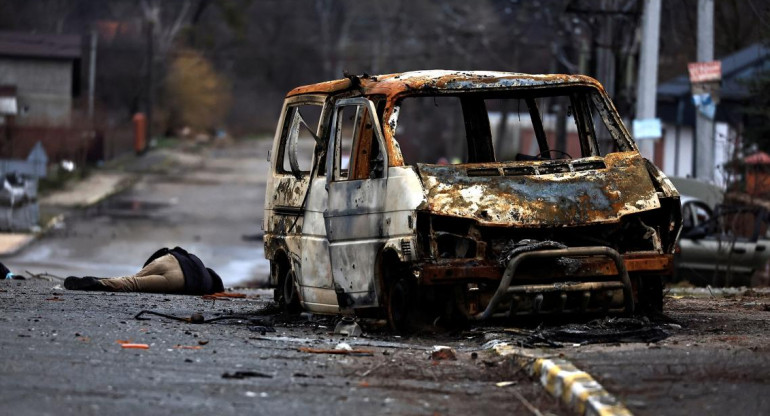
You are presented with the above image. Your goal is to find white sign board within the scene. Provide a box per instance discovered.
[633,118,662,140]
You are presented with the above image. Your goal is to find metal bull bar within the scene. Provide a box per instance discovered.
[473,246,634,320]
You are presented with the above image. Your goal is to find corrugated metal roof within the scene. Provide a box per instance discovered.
[0,31,81,60]
[745,151,770,165]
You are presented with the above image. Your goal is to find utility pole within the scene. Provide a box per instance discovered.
[144,19,154,154]
[595,0,617,100]
[87,30,97,121]
[635,0,661,160]
[694,0,714,180]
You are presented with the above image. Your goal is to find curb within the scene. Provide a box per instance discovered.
[494,343,633,416]
[76,174,138,208]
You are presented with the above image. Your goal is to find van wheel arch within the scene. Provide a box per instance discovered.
[271,250,301,313]
[378,249,416,332]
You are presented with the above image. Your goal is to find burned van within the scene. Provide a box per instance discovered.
[264,71,681,330]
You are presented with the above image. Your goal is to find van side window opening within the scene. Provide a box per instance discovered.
[393,88,625,166]
[393,96,468,166]
[334,105,360,180]
[278,103,322,175]
[333,103,385,181]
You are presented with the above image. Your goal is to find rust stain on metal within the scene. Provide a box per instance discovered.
[417,152,659,227]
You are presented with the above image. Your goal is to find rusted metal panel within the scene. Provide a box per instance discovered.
[417,152,660,227]
[420,253,673,285]
[287,70,603,99]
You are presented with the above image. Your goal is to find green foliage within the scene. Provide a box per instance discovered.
[165,49,231,132]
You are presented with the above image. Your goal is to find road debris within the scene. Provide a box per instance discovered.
[335,342,352,351]
[134,310,275,333]
[201,292,248,300]
[499,317,671,347]
[298,346,374,356]
[334,316,363,336]
[173,345,202,350]
[430,346,457,361]
[222,371,273,379]
[121,343,149,349]
[24,270,62,281]
[496,381,517,387]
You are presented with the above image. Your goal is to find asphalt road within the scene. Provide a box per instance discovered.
[4,139,272,287]
[0,279,560,416]
[1,139,769,415]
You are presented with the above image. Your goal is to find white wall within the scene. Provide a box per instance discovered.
[0,58,73,125]
[662,123,694,178]
[661,121,734,188]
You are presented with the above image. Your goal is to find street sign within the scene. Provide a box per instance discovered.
[633,118,662,140]
[688,61,721,83]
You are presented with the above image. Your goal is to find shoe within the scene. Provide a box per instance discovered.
[64,276,103,291]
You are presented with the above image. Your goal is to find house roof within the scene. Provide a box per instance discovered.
[0,31,82,60]
[744,151,770,165]
[658,43,770,101]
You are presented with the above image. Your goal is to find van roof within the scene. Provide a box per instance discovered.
[287,70,604,98]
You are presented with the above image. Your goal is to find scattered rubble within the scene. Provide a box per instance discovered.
[430,346,457,361]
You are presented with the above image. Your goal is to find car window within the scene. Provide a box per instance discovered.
[394,96,467,165]
[278,103,322,175]
[334,105,359,180]
[487,96,589,161]
[393,88,626,166]
[333,102,384,181]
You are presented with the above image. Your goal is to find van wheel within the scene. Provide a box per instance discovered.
[386,277,416,333]
[277,269,302,314]
[636,275,663,314]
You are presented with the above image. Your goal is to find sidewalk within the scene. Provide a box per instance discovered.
[0,233,36,256]
[0,151,162,256]
[0,171,135,256]
[39,172,135,207]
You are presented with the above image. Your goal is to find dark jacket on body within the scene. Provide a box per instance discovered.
[144,247,224,295]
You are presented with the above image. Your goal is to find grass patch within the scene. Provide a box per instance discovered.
[38,167,90,195]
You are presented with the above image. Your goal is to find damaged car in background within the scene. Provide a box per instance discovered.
[263,70,682,331]
[675,196,770,287]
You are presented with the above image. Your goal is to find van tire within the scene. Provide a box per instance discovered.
[276,268,302,314]
[386,276,416,333]
[636,275,663,314]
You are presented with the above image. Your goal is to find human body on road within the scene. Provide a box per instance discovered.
[64,247,224,295]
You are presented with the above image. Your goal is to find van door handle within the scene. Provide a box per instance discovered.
[732,247,746,254]
[756,245,766,252]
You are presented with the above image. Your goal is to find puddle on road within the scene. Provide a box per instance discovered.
[217,254,269,287]
[91,199,172,219]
